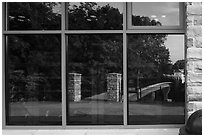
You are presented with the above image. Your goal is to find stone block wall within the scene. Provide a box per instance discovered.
[107,73,122,102]
[186,2,202,118]
[68,73,81,102]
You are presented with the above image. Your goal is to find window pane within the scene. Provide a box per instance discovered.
[132,3,180,26]
[128,34,185,125]
[7,2,61,30]
[7,35,61,125]
[67,35,123,125]
[67,2,123,30]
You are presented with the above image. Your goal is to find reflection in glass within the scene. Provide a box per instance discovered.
[67,35,123,125]
[7,2,61,30]
[67,2,123,30]
[132,2,180,26]
[128,34,185,125]
[7,35,61,125]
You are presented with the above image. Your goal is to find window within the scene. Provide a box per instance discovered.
[67,2,123,30]
[128,34,185,125]
[6,35,61,125]
[127,2,184,30]
[2,2,185,128]
[7,2,61,30]
[67,35,123,125]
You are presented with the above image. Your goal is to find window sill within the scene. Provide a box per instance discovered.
[2,128,180,135]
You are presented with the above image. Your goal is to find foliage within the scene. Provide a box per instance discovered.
[132,16,162,26]
[68,2,123,30]
[128,34,171,78]
[8,2,61,30]
[172,59,185,72]
[8,35,61,101]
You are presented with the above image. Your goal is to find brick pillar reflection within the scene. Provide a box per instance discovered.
[68,73,81,102]
[107,73,122,102]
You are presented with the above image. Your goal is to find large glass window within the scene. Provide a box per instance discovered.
[67,35,123,125]
[128,34,185,124]
[3,2,185,127]
[6,35,61,125]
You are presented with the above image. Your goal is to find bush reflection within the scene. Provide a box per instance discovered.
[7,35,61,125]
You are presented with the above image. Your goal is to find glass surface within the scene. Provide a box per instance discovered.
[128,34,185,125]
[67,2,123,30]
[7,35,61,125]
[132,2,180,26]
[7,2,61,30]
[67,35,123,125]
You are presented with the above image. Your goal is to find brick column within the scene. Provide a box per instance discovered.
[186,2,202,118]
[68,73,81,102]
[107,73,122,102]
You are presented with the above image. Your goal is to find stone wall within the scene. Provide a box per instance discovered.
[107,73,122,102]
[68,73,81,102]
[186,2,202,118]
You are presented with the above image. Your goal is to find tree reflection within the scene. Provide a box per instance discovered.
[68,2,123,30]
[8,2,61,30]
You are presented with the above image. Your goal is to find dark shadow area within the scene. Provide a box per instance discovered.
[7,116,62,125]
[67,115,123,125]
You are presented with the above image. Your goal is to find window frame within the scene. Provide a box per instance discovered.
[2,2,186,129]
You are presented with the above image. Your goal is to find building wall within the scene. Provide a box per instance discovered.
[186,2,202,118]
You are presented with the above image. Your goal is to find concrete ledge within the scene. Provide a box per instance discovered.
[2,128,180,135]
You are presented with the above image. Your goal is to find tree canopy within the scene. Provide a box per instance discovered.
[68,2,123,30]
[8,2,61,30]
[172,59,185,72]
[128,34,171,78]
